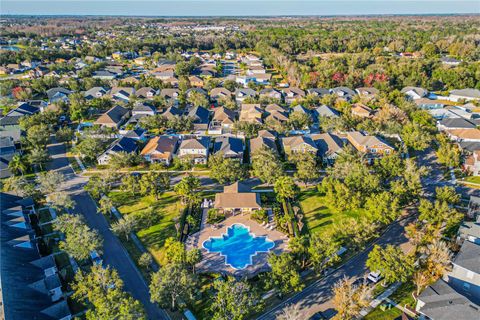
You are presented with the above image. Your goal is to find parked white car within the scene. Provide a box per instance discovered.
[367,271,382,283]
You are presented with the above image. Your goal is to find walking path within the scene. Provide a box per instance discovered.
[359,282,401,317]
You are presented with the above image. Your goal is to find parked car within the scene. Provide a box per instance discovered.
[367,271,382,283]
[90,250,103,266]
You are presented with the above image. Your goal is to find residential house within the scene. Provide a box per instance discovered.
[210,87,232,102]
[464,150,480,175]
[415,98,445,110]
[355,87,379,97]
[258,129,277,139]
[123,128,147,141]
[136,87,157,99]
[307,88,330,97]
[94,105,130,129]
[0,136,17,178]
[97,136,138,165]
[214,181,262,214]
[401,86,429,100]
[209,107,236,134]
[437,118,477,131]
[132,102,156,116]
[330,87,356,101]
[92,70,118,80]
[281,135,318,157]
[186,88,208,100]
[283,87,305,105]
[450,89,480,102]
[188,106,210,131]
[239,104,263,124]
[441,57,462,66]
[140,135,179,165]
[109,87,135,103]
[46,87,72,104]
[259,88,282,101]
[446,240,480,303]
[177,136,211,164]
[458,218,480,245]
[313,105,340,125]
[416,278,480,320]
[160,88,180,102]
[161,106,183,120]
[250,136,278,155]
[153,69,175,81]
[265,104,289,124]
[250,73,271,84]
[213,136,244,163]
[346,131,394,157]
[0,103,40,142]
[84,87,107,100]
[446,129,480,142]
[311,132,345,165]
[351,103,375,118]
[467,196,480,219]
[188,76,204,87]
[235,88,257,104]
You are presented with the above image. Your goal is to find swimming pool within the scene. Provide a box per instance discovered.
[202,224,275,269]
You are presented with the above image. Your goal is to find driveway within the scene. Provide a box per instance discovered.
[46,141,169,320]
[256,215,414,320]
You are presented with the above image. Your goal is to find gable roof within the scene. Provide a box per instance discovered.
[282,135,318,151]
[439,118,476,129]
[215,182,261,209]
[108,137,138,154]
[453,240,480,274]
[250,136,278,154]
[136,87,157,98]
[347,131,393,150]
[314,105,340,118]
[311,132,344,157]
[188,106,210,124]
[0,103,40,126]
[46,87,71,100]
[450,89,480,99]
[213,107,236,123]
[179,137,210,151]
[213,137,244,155]
[141,136,179,156]
[417,278,480,320]
[162,106,183,119]
[95,105,129,125]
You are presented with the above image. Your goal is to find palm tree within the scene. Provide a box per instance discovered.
[274,176,299,201]
[8,154,27,176]
[29,148,51,171]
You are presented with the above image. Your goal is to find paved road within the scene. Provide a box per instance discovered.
[256,215,415,320]
[46,141,169,320]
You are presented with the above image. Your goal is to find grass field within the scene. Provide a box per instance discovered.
[108,191,183,265]
[299,187,365,235]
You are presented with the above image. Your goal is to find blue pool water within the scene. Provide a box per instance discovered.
[203,224,275,269]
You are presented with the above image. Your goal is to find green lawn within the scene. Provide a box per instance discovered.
[462,175,480,184]
[299,187,364,235]
[364,305,403,320]
[108,191,183,265]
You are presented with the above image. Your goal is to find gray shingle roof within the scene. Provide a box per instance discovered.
[418,279,480,320]
[453,240,480,274]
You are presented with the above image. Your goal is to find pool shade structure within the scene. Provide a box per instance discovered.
[203,224,275,269]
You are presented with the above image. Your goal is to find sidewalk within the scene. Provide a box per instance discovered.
[359,282,401,317]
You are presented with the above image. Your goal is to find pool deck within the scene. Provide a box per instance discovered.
[186,209,289,277]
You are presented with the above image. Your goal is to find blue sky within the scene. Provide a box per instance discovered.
[2,1,479,16]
